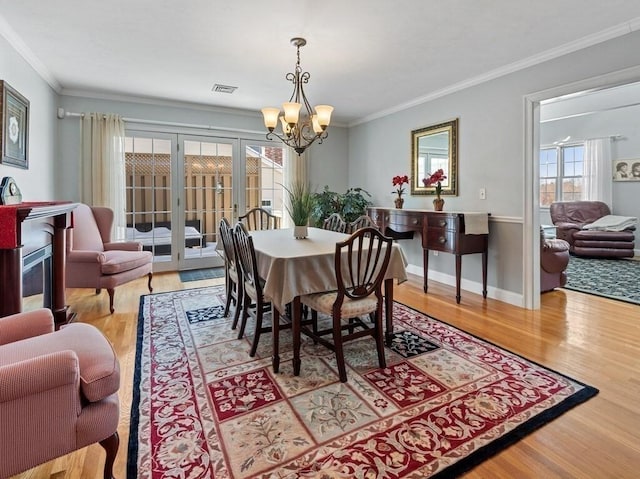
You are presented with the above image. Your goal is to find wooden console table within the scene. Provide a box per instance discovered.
[0,202,78,325]
[368,207,489,303]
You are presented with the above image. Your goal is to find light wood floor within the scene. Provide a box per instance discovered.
[14,273,640,478]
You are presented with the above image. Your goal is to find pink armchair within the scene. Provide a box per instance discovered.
[66,204,153,313]
[0,308,120,478]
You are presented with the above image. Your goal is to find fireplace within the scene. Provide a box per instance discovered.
[0,202,77,325]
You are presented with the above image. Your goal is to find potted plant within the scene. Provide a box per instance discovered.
[310,186,372,227]
[283,181,314,238]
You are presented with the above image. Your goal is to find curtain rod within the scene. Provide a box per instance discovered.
[541,134,623,148]
[56,108,267,136]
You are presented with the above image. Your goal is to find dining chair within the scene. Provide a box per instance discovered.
[232,222,280,358]
[299,226,393,382]
[322,212,347,233]
[239,207,280,230]
[218,218,243,329]
[348,214,377,233]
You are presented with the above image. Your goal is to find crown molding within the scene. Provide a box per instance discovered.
[0,13,61,92]
[349,18,640,127]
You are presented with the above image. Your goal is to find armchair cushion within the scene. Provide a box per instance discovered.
[1,322,120,403]
[101,249,153,275]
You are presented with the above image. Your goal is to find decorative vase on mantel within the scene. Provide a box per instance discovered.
[293,225,308,239]
[394,197,404,209]
[433,197,445,211]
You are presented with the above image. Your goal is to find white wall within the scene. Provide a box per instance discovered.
[349,29,640,304]
[0,35,58,200]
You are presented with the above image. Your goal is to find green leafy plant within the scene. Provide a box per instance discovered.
[310,186,372,227]
[282,181,315,226]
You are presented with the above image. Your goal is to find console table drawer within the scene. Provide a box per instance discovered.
[424,229,457,253]
[424,213,459,230]
[387,212,422,231]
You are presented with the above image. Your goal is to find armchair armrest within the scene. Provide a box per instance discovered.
[0,351,79,403]
[104,241,142,251]
[0,309,54,345]
[67,250,107,263]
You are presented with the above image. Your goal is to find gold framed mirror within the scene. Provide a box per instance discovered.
[410,118,458,196]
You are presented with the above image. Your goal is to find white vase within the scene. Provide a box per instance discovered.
[293,225,308,239]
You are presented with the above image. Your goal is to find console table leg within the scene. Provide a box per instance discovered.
[455,255,462,304]
[482,251,488,298]
[423,249,429,293]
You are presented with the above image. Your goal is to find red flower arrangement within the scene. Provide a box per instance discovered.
[392,175,409,199]
[422,169,447,198]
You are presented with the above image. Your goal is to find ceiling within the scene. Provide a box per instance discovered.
[2,1,640,125]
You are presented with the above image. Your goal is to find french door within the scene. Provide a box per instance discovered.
[125,130,287,271]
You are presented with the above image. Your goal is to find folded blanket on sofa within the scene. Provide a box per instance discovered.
[583,215,638,231]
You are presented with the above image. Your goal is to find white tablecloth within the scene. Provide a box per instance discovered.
[250,227,408,313]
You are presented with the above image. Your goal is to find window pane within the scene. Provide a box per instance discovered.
[540,179,556,206]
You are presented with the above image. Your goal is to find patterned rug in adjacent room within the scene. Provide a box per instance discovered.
[563,256,640,305]
[128,286,598,479]
[178,267,225,282]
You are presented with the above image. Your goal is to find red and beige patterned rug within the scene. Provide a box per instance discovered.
[128,286,597,478]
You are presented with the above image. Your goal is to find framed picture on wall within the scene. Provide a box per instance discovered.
[613,159,640,181]
[0,80,30,169]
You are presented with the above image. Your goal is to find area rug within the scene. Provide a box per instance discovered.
[563,256,640,305]
[128,286,598,479]
[179,267,226,283]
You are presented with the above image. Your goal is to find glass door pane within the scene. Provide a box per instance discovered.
[179,137,232,269]
[242,142,286,225]
[125,133,177,271]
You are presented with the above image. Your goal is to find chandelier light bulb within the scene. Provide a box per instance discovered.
[261,108,279,131]
[282,102,301,125]
[314,105,334,129]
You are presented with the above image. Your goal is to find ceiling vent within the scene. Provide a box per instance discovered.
[212,84,238,94]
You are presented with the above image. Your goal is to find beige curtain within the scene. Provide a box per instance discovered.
[282,147,310,227]
[81,113,126,240]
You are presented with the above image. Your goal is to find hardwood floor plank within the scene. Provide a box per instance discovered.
[11,272,640,478]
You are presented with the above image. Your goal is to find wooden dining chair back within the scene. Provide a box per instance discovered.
[239,207,280,231]
[348,214,377,233]
[218,218,243,329]
[232,222,279,357]
[322,213,347,233]
[300,226,393,382]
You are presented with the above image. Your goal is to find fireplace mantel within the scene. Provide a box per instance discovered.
[0,202,78,324]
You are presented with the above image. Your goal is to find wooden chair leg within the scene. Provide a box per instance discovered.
[107,288,115,314]
[224,279,233,318]
[99,431,119,479]
[231,284,243,330]
[147,272,153,292]
[237,295,251,340]
[333,315,348,382]
[249,305,264,357]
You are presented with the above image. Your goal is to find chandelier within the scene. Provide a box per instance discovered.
[261,37,334,156]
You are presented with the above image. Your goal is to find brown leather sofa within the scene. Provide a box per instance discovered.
[550,201,635,258]
[540,230,570,292]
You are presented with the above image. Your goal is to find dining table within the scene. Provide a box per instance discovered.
[249,226,408,375]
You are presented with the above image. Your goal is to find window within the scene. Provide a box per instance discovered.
[539,144,584,206]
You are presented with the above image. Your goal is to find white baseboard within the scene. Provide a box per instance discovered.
[405,264,525,308]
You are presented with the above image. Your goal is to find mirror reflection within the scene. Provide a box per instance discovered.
[410,119,458,196]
